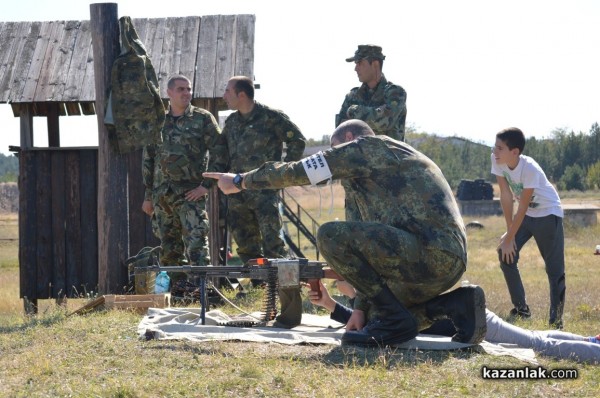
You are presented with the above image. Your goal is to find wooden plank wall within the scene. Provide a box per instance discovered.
[131,14,255,100]
[127,149,160,259]
[19,149,99,300]
[18,146,159,300]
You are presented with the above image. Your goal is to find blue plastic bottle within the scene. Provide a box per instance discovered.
[154,271,170,294]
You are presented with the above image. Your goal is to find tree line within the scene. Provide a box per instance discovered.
[406,123,600,191]
[0,153,18,182]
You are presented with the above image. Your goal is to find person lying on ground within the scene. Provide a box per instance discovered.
[308,280,600,364]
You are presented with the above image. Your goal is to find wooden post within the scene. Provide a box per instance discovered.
[47,103,60,147]
[19,104,34,148]
[90,3,129,294]
[204,100,225,267]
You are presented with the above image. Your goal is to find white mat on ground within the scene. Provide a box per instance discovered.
[137,308,537,363]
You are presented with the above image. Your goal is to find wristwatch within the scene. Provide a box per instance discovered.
[232,173,244,190]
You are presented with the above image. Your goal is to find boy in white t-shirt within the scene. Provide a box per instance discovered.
[491,127,566,329]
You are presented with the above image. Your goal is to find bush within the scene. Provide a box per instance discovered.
[586,160,600,189]
[559,164,586,191]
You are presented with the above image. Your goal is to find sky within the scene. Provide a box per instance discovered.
[1,0,599,155]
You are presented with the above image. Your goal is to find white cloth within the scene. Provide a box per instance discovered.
[490,153,563,218]
[137,308,537,363]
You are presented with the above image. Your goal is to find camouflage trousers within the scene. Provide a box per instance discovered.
[317,221,465,330]
[153,189,210,270]
[227,190,287,264]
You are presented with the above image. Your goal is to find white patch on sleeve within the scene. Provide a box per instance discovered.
[301,151,332,186]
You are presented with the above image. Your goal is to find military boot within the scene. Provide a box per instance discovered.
[341,285,418,347]
[425,285,487,344]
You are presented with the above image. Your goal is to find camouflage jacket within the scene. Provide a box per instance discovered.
[222,102,306,173]
[244,135,466,261]
[142,104,226,199]
[106,16,165,154]
[335,75,407,141]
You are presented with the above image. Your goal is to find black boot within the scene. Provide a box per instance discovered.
[425,285,487,344]
[341,285,418,347]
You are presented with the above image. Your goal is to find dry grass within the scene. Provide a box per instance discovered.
[0,212,18,269]
[1,191,600,397]
[281,183,346,259]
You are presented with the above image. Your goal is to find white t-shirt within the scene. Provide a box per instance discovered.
[491,153,563,218]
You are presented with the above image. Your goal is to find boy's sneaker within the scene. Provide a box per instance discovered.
[508,305,531,319]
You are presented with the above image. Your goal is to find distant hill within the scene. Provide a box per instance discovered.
[408,134,490,150]
[303,133,494,189]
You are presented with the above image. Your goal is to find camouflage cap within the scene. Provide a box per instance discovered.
[345,44,386,62]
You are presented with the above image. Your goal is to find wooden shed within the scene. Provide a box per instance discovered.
[0,3,255,308]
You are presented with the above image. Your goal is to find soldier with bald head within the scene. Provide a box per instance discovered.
[204,119,486,347]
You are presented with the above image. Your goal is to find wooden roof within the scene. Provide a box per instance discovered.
[0,15,255,116]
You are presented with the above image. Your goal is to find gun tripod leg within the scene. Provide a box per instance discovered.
[200,276,207,325]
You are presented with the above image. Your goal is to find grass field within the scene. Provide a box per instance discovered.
[1,187,600,397]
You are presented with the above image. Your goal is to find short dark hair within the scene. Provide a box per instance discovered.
[367,57,384,69]
[230,76,254,100]
[167,74,191,89]
[496,127,526,153]
[331,119,375,142]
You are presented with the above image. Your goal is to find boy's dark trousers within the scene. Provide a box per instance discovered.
[499,214,566,325]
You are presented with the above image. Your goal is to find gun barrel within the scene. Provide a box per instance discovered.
[134,259,344,299]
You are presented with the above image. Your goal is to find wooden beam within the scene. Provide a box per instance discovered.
[19,103,33,149]
[65,102,82,116]
[90,3,129,294]
[80,102,96,115]
[47,102,60,147]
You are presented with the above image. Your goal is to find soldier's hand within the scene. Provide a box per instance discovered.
[142,200,154,216]
[346,309,365,331]
[303,281,336,312]
[185,185,209,201]
[202,172,240,195]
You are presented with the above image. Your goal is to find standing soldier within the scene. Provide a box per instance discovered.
[205,119,486,347]
[221,75,306,327]
[142,74,226,287]
[336,44,407,141]
[337,45,408,221]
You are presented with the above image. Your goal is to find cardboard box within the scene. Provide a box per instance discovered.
[68,293,171,316]
[103,293,171,313]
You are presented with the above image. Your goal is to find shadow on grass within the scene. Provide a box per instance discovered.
[321,345,483,368]
[139,336,483,370]
[0,310,66,334]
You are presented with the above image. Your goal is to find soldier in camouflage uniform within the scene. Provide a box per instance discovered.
[204,119,487,346]
[221,75,306,327]
[221,76,306,265]
[142,75,226,275]
[336,45,407,141]
[337,45,408,223]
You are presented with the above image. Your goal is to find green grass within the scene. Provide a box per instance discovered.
[1,192,600,397]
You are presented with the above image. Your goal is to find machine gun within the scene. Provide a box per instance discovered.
[135,258,342,325]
